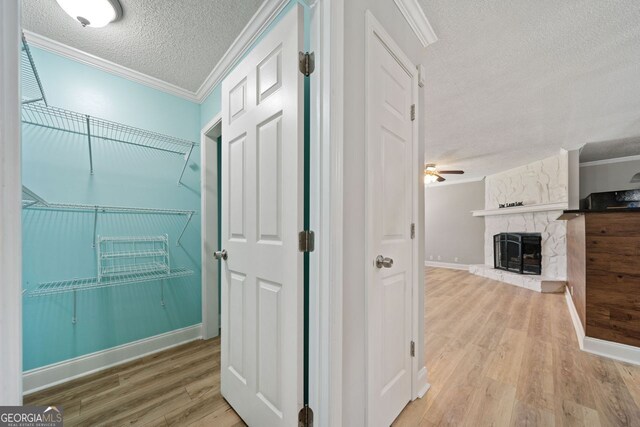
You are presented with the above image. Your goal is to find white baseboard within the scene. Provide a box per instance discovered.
[415,366,430,399]
[583,337,640,366]
[564,288,585,348]
[564,289,640,366]
[23,324,202,395]
[424,261,470,271]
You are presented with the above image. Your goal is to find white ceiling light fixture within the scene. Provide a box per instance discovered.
[423,163,465,184]
[424,174,438,185]
[55,0,123,28]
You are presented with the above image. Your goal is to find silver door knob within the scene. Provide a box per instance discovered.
[213,249,228,260]
[375,255,393,269]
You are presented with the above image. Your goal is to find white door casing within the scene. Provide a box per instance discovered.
[365,10,419,427]
[200,114,222,341]
[0,0,23,405]
[221,5,304,427]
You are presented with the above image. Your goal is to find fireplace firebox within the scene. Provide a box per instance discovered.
[493,233,542,275]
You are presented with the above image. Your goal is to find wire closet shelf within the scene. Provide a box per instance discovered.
[27,267,194,297]
[25,234,194,302]
[22,191,196,323]
[21,34,47,106]
[21,186,196,247]
[21,103,198,184]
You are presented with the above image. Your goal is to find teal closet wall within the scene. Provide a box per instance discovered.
[22,47,202,371]
[24,0,309,372]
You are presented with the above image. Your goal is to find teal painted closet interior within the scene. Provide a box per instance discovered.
[23,0,309,373]
[22,47,202,371]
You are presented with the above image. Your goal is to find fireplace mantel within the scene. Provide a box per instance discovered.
[471,202,568,217]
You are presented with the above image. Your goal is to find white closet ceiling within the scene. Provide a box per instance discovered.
[418,0,640,181]
[21,0,264,92]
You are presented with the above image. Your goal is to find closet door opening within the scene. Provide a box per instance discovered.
[201,119,222,340]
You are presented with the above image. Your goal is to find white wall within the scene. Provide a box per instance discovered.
[342,1,426,424]
[568,149,580,209]
[579,157,640,200]
[425,180,485,266]
[483,152,568,279]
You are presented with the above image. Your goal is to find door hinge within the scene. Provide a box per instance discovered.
[299,230,315,253]
[410,104,416,121]
[299,405,314,427]
[299,52,315,76]
[410,223,415,239]
[410,341,415,357]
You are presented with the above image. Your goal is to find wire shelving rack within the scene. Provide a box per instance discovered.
[27,267,193,297]
[21,34,47,106]
[27,266,194,324]
[22,186,195,247]
[20,43,199,324]
[97,235,171,282]
[25,232,195,323]
[21,103,198,184]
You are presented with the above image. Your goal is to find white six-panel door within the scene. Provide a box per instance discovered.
[366,11,418,427]
[220,5,304,426]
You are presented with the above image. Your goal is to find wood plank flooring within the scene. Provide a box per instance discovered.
[25,267,640,426]
[394,267,640,426]
[24,338,245,426]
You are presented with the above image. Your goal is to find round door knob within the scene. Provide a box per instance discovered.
[375,255,393,269]
[213,249,228,260]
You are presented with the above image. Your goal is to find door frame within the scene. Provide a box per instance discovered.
[0,0,347,416]
[200,113,222,340]
[0,0,23,406]
[308,0,344,425]
[364,10,420,424]
[200,1,347,423]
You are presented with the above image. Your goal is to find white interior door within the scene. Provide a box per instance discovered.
[366,12,417,427]
[220,5,304,426]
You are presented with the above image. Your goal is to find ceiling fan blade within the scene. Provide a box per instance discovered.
[436,174,446,182]
[438,170,465,174]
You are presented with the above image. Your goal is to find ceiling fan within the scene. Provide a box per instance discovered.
[423,163,464,183]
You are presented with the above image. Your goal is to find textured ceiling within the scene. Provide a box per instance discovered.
[21,0,264,92]
[580,136,640,163]
[418,0,640,181]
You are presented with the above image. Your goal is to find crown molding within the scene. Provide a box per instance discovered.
[579,154,640,168]
[22,0,289,104]
[22,30,199,102]
[393,0,438,48]
[195,0,289,101]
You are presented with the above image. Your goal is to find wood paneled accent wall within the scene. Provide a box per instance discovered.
[571,212,640,347]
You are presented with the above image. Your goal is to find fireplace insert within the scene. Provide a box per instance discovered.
[493,233,542,275]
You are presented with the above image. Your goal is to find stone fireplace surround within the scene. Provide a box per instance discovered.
[469,152,569,293]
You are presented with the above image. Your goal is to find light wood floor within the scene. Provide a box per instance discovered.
[394,267,640,426]
[25,267,640,426]
[24,337,244,426]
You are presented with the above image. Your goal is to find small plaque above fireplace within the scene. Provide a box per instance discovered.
[494,232,542,275]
